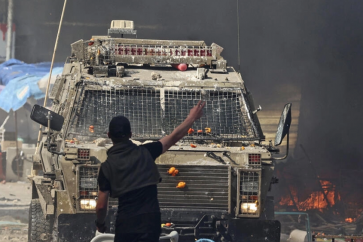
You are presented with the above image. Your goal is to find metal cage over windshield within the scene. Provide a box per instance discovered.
[69,86,263,141]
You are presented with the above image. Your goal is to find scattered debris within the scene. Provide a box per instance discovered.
[187,128,194,134]
[167,167,176,175]
[151,72,161,80]
[167,167,179,176]
[176,182,186,189]
[93,138,107,147]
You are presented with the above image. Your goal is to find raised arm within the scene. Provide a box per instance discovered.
[159,100,206,154]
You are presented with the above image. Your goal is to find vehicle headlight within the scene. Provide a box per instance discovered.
[80,199,97,210]
[80,178,97,189]
[241,203,258,213]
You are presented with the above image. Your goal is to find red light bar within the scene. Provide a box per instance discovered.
[248,154,261,165]
[78,149,90,160]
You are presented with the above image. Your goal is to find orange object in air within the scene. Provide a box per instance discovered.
[89,125,94,129]
[188,128,194,134]
[168,167,176,175]
[165,223,172,227]
[190,144,197,148]
[197,130,203,133]
[176,182,186,188]
[172,169,179,176]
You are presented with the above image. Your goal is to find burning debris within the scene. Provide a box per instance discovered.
[278,180,338,212]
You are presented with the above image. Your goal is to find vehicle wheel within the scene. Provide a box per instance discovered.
[28,199,51,242]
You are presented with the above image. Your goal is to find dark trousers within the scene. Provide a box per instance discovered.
[114,233,160,242]
[114,213,161,242]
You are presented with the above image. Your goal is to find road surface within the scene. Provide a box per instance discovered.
[0,181,31,242]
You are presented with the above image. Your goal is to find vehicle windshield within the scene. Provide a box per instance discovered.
[68,86,262,142]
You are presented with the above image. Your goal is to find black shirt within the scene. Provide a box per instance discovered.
[97,141,163,233]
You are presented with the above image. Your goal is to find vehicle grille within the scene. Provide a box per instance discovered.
[78,165,99,211]
[157,165,230,211]
[238,169,261,217]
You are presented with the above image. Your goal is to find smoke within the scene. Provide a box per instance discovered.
[291,1,363,172]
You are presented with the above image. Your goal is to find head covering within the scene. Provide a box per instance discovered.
[108,116,131,138]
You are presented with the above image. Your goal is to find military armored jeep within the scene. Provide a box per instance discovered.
[29,20,292,242]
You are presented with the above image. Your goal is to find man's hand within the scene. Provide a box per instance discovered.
[188,100,206,122]
[95,220,107,233]
[160,100,206,153]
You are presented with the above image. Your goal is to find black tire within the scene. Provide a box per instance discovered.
[28,199,52,242]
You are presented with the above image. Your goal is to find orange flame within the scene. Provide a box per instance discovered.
[345,218,354,223]
[279,180,339,211]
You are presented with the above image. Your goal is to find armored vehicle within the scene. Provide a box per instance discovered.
[29,20,292,242]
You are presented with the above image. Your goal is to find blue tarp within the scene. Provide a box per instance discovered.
[0,59,63,112]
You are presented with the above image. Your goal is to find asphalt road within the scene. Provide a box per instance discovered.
[0,182,359,242]
[0,181,31,242]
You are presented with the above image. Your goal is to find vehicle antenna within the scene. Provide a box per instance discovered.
[35,0,68,152]
[236,0,241,73]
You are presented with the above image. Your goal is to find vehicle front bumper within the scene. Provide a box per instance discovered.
[56,212,281,242]
[57,213,114,242]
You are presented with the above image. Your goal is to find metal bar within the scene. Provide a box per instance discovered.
[36,0,68,151]
[273,131,289,160]
[14,110,19,180]
[6,0,13,60]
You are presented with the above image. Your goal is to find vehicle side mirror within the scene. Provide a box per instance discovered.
[274,103,292,146]
[30,105,64,131]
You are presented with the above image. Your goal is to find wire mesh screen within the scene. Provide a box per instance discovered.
[78,166,98,211]
[239,170,261,216]
[70,88,162,141]
[69,87,259,141]
[164,89,254,139]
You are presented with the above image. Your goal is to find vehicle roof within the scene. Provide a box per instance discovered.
[80,66,245,89]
